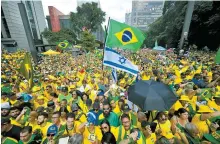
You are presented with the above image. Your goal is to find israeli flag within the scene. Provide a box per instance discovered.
[103,47,139,76]
[112,68,117,83]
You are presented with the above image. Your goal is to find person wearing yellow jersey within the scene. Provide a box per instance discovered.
[71,103,87,123]
[1,92,9,103]
[44,85,53,100]
[25,111,39,132]
[79,112,103,144]
[70,90,84,109]
[137,112,148,130]
[183,88,198,111]
[118,104,138,126]
[33,96,47,110]
[8,92,19,107]
[56,99,71,112]
[141,121,157,144]
[154,112,172,140]
[9,106,23,127]
[109,98,121,115]
[36,112,52,139]
[192,105,220,138]
[61,112,81,137]
[114,114,145,144]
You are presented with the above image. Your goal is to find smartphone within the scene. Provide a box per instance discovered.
[150,122,157,133]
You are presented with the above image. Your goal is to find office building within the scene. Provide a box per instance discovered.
[1,0,47,52]
[125,0,164,31]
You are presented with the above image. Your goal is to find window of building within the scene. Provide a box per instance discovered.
[1,7,11,38]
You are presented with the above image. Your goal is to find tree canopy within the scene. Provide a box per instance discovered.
[70,2,106,33]
[144,1,220,50]
[79,31,99,52]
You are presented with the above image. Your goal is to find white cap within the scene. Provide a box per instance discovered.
[120,92,125,97]
[1,102,11,109]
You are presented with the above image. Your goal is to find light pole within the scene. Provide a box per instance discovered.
[179,1,195,50]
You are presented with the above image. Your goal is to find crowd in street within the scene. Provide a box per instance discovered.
[1,48,220,144]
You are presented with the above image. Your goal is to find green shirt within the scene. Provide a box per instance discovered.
[2,137,18,144]
[58,93,72,102]
[18,135,37,144]
[98,112,119,127]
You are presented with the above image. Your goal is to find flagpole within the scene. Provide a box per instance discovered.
[102,17,111,83]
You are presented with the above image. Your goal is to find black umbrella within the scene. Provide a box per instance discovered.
[128,80,177,111]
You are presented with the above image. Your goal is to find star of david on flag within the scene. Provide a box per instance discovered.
[103,47,139,76]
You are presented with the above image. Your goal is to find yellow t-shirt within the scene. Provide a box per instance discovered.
[155,120,172,137]
[83,126,102,144]
[76,111,87,123]
[191,114,210,137]
[40,122,53,138]
[25,121,40,132]
[170,100,183,111]
[10,118,22,127]
[62,121,81,136]
[146,133,157,144]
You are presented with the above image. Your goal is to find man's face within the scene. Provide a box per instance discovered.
[20,131,31,142]
[103,105,110,118]
[46,87,52,93]
[122,117,131,131]
[60,101,67,107]
[37,115,45,125]
[1,123,8,132]
[72,92,77,99]
[52,114,60,125]
[142,125,152,137]
[1,109,10,117]
[10,109,20,119]
[110,100,116,108]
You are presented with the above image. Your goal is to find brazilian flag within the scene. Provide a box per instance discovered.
[105,19,146,51]
[19,53,33,89]
[215,48,220,64]
[58,40,69,49]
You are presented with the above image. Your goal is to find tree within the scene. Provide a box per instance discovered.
[79,31,99,52]
[41,28,77,44]
[144,1,220,50]
[70,2,106,33]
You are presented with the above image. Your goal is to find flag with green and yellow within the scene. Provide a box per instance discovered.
[19,53,33,89]
[105,19,146,51]
[215,48,220,64]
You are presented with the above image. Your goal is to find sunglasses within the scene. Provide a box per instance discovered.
[94,109,99,111]
[103,108,109,110]
[47,133,55,137]
[101,127,108,130]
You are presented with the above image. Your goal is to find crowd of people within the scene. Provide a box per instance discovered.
[1,48,220,144]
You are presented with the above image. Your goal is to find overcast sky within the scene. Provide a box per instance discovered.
[42,0,132,26]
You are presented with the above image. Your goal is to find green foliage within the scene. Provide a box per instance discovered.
[41,28,77,44]
[79,31,99,52]
[70,2,106,33]
[144,1,220,50]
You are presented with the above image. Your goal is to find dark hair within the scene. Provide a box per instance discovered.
[66,112,75,120]
[174,108,188,117]
[121,113,130,121]
[76,90,83,97]
[53,111,61,117]
[38,112,48,119]
[130,128,139,133]
[100,119,111,134]
[101,132,116,144]
[103,100,110,106]
[155,112,167,121]
[61,99,68,103]
[118,99,125,103]
[60,107,69,113]
[10,106,19,111]
[21,126,32,134]
[82,93,89,100]
[50,92,58,98]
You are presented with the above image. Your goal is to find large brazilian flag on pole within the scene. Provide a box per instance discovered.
[105,19,146,51]
[20,53,33,89]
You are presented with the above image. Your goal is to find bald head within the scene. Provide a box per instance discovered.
[137,112,147,122]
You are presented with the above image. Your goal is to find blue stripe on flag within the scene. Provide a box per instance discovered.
[105,47,121,55]
[104,61,138,74]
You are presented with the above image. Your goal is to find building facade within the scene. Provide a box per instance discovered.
[1,0,47,52]
[125,0,164,31]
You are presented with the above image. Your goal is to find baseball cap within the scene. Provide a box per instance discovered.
[47,124,58,135]
[97,91,104,97]
[120,92,125,97]
[1,102,11,109]
[122,104,130,112]
[86,99,92,106]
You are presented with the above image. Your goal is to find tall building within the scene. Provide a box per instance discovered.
[1,0,47,52]
[125,0,164,31]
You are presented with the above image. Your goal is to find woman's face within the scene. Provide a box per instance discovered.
[180,112,188,120]
[101,123,110,133]
[83,95,87,101]
[159,115,167,124]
